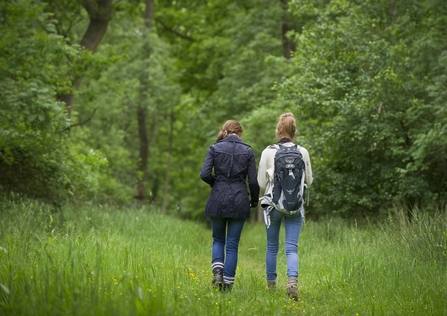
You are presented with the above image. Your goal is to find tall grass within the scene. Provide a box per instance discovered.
[0,200,446,315]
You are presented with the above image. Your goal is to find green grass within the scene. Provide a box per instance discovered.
[0,201,446,315]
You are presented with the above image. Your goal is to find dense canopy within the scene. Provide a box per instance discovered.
[1,0,446,219]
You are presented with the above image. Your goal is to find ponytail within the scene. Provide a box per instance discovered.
[216,120,243,142]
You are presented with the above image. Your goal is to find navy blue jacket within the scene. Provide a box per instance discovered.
[200,135,260,218]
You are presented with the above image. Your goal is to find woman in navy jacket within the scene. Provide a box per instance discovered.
[200,120,259,291]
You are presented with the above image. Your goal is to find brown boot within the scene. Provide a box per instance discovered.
[286,284,298,301]
[287,276,298,301]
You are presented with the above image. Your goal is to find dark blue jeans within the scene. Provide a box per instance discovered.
[210,217,246,285]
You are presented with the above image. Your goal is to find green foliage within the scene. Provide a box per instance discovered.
[0,202,446,314]
[153,0,295,218]
[72,5,183,204]
[0,1,106,203]
[3,0,446,219]
[274,0,447,216]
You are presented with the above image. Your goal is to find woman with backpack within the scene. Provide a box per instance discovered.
[200,120,260,292]
[257,112,313,300]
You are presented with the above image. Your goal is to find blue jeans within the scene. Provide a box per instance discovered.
[210,217,246,284]
[265,209,304,281]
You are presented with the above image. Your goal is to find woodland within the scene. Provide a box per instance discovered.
[1,0,446,221]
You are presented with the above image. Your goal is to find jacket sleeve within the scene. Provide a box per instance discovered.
[300,147,313,186]
[200,146,215,187]
[257,146,275,190]
[247,148,260,203]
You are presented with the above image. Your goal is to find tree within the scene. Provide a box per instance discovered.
[274,0,447,217]
[43,0,114,119]
[71,0,181,206]
[0,1,104,203]
[135,0,154,202]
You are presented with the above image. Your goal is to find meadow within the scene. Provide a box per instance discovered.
[0,201,446,315]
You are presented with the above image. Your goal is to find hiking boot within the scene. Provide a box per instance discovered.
[222,283,233,292]
[267,280,276,290]
[212,268,223,289]
[287,284,298,301]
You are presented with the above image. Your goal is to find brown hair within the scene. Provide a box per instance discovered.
[275,112,297,140]
[216,120,243,142]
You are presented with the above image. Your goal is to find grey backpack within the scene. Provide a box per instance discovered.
[261,144,306,216]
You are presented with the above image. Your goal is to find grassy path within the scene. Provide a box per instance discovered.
[0,203,446,315]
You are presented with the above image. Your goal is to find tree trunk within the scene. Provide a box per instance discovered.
[144,0,154,29]
[136,105,149,201]
[135,0,154,202]
[280,0,293,60]
[80,0,113,52]
[162,110,174,214]
[61,0,113,119]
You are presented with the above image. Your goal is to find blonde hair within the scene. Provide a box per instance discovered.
[275,112,297,140]
[216,120,243,142]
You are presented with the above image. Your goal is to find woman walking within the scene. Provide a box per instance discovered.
[200,120,260,291]
[257,112,313,300]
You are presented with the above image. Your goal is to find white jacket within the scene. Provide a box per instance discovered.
[257,142,313,197]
